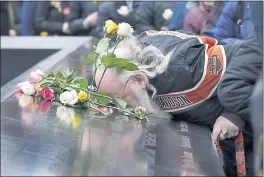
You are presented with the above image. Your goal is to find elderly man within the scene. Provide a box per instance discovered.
[95,30,262,175]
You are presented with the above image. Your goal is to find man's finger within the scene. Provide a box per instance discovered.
[212,124,222,143]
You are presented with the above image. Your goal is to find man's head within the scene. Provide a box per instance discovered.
[95,36,174,118]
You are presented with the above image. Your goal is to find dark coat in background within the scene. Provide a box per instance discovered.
[35,1,70,36]
[134,1,175,34]
[67,1,99,36]
[21,1,39,36]
[7,1,22,35]
[96,1,140,37]
[1,1,10,35]
[204,1,253,44]
[249,1,263,176]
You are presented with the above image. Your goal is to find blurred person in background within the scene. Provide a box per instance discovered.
[96,1,140,38]
[184,1,225,35]
[168,1,199,31]
[67,1,100,36]
[249,1,263,176]
[204,1,253,44]
[7,1,22,36]
[133,1,175,34]
[20,1,39,36]
[1,1,9,35]
[35,1,71,36]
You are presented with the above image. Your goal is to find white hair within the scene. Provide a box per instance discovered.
[112,35,176,118]
[114,35,176,99]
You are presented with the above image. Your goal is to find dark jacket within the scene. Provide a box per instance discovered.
[168,2,189,31]
[67,1,99,36]
[205,1,253,44]
[184,2,224,35]
[7,1,22,35]
[136,31,262,130]
[134,1,175,34]
[97,1,140,37]
[249,3,263,175]
[35,1,70,36]
[21,1,39,36]
[1,1,9,35]
[217,33,262,129]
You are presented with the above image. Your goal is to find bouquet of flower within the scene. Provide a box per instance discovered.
[16,20,150,121]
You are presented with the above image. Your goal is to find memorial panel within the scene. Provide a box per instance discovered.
[1,37,225,176]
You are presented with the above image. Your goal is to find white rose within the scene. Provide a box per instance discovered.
[21,81,35,95]
[117,22,134,37]
[162,9,173,21]
[117,6,130,17]
[59,90,78,105]
[19,95,33,108]
[17,81,29,92]
[56,106,75,125]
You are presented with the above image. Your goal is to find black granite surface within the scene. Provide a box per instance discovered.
[1,49,59,86]
[1,38,225,176]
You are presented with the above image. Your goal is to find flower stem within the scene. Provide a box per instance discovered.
[92,101,145,120]
[87,102,106,116]
[89,91,112,100]
[96,37,122,91]
[96,68,107,91]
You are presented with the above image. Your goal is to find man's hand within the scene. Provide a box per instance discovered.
[83,12,99,28]
[62,22,70,34]
[212,116,239,143]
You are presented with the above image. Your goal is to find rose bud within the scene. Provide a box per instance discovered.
[135,106,147,112]
[39,100,52,114]
[29,68,45,83]
[42,87,55,101]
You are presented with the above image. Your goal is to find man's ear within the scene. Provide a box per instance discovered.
[131,72,147,89]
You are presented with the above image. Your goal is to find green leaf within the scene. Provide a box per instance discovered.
[115,58,130,67]
[91,91,112,105]
[65,68,71,77]
[115,98,127,109]
[69,83,81,90]
[66,69,78,81]
[101,56,129,68]
[58,79,67,89]
[87,52,99,64]
[55,72,64,80]
[108,53,116,58]
[92,45,97,51]
[73,77,88,89]
[115,67,124,74]
[101,56,115,68]
[123,63,139,71]
[38,78,54,86]
[95,38,110,54]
